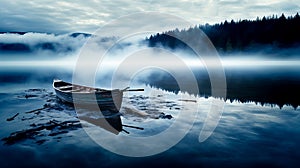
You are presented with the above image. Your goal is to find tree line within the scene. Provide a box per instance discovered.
[147,13,300,55]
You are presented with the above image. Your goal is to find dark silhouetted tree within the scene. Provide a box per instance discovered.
[147,13,300,55]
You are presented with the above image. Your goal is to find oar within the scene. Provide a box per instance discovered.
[122,124,144,130]
[122,129,130,134]
[122,87,144,92]
[125,89,144,92]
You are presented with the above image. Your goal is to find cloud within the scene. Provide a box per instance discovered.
[1,0,299,34]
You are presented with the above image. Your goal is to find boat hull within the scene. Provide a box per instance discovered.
[53,80,123,112]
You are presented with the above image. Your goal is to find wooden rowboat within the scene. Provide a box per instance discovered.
[53,79,143,112]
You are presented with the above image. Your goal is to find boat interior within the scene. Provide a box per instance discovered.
[54,81,108,93]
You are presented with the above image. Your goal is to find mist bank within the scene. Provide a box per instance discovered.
[3,12,300,59]
[0,32,90,54]
[147,13,300,58]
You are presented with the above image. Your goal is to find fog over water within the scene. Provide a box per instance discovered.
[1,38,299,107]
[1,33,300,167]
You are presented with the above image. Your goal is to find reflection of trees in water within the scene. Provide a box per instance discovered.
[145,71,299,109]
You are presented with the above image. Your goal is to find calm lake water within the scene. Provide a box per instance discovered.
[0,65,300,168]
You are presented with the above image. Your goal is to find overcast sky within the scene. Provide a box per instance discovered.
[0,0,299,34]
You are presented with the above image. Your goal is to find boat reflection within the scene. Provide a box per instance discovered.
[78,111,123,135]
[77,109,144,135]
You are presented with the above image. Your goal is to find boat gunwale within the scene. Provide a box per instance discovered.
[53,80,121,94]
